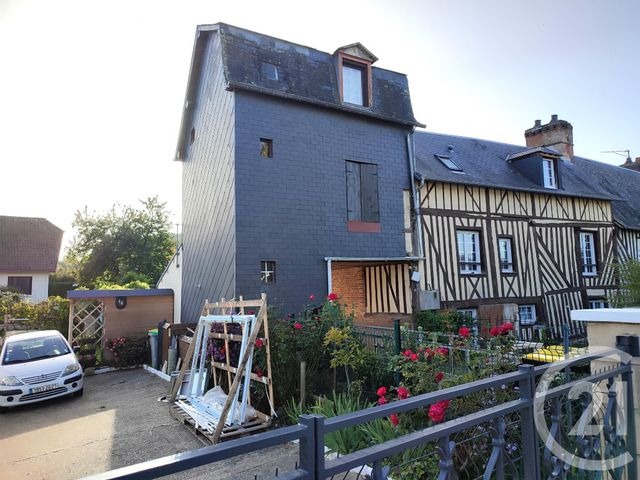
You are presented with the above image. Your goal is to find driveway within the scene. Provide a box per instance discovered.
[0,369,297,480]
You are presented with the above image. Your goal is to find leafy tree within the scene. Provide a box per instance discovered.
[615,260,640,307]
[66,197,175,287]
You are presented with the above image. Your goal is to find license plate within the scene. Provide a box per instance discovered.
[31,384,59,394]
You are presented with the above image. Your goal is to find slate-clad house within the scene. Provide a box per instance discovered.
[413,116,639,337]
[0,215,63,302]
[175,23,423,323]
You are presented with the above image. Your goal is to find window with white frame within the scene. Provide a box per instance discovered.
[498,237,514,273]
[342,62,366,106]
[636,235,640,261]
[588,299,606,309]
[580,231,598,276]
[260,261,276,284]
[519,304,537,325]
[542,158,557,189]
[457,230,482,274]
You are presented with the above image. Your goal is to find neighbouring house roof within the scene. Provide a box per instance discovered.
[413,131,617,202]
[67,289,174,299]
[0,216,63,272]
[175,23,423,160]
[572,157,640,230]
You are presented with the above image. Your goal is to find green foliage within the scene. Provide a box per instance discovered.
[93,278,151,290]
[323,326,366,388]
[104,337,150,367]
[0,291,69,335]
[416,309,470,333]
[65,196,175,288]
[614,260,640,307]
[48,261,77,297]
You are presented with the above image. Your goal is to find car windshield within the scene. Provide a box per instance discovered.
[2,335,70,365]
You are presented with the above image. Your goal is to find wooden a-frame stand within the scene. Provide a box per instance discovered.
[168,294,275,444]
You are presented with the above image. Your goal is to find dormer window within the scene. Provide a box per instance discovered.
[542,157,557,188]
[335,43,377,108]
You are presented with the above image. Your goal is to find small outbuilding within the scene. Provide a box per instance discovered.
[67,289,174,346]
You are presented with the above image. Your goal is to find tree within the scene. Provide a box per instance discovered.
[614,260,640,307]
[66,197,175,288]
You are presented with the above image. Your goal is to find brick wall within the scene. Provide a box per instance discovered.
[332,267,366,320]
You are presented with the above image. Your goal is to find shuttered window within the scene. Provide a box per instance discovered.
[7,276,32,295]
[346,161,379,223]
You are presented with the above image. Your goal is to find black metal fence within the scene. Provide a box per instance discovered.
[84,349,636,480]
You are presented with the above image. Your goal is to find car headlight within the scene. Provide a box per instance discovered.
[0,376,22,386]
[62,363,81,376]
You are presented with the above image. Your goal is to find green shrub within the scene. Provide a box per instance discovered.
[0,291,69,335]
[105,337,150,367]
[416,309,469,333]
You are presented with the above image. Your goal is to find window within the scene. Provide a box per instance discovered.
[457,230,482,274]
[588,299,606,309]
[7,276,32,295]
[260,261,276,284]
[435,154,463,172]
[580,231,598,276]
[542,158,557,189]
[189,127,195,145]
[346,161,379,224]
[260,138,273,158]
[636,235,640,261]
[457,308,477,320]
[519,305,537,325]
[261,62,278,81]
[341,62,367,106]
[498,238,514,273]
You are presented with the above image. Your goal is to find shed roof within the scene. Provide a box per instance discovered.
[413,131,616,202]
[0,216,63,272]
[67,289,174,299]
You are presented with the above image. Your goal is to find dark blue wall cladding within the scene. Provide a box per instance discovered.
[233,91,411,315]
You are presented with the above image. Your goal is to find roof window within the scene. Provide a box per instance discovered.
[261,63,278,81]
[435,154,463,172]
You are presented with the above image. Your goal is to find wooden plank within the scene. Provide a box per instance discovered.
[346,161,361,221]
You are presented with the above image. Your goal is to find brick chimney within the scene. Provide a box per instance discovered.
[524,114,574,162]
[621,157,640,172]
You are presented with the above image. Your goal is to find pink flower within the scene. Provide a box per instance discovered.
[435,371,445,383]
[293,322,303,330]
[247,309,256,315]
[389,414,399,427]
[410,353,418,362]
[436,347,449,356]
[403,349,413,358]
[309,294,315,301]
[428,403,446,423]
[376,386,388,397]
[396,387,409,400]
[327,292,339,302]
[255,338,264,348]
[378,396,388,405]
[424,348,433,360]
[458,326,471,338]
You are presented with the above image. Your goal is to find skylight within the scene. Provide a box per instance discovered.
[435,154,463,172]
[261,63,278,81]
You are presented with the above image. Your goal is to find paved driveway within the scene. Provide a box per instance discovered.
[0,369,297,480]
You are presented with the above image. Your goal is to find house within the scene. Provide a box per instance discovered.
[173,23,423,324]
[413,115,640,337]
[0,215,63,302]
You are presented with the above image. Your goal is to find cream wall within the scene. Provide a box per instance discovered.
[0,272,50,303]
[157,248,182,324]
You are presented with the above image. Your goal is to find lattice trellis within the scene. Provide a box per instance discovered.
[68,299,105,347]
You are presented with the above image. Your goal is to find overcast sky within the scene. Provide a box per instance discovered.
[1,0,638,253]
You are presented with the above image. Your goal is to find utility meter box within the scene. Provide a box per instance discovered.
[419,289,441,310]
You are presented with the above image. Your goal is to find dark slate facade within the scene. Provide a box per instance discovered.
[176,23,421,321]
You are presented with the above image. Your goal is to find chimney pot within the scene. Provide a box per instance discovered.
[534,119,541,127]
[551,114,558,122]
[525,115,574,162]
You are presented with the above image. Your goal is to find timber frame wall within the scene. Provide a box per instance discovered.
[417,180,623,336]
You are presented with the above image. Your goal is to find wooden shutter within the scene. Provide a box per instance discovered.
[346,161,361,221]
[361,163,379,222]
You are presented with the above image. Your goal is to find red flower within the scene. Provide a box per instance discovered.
[410,353,418,362]
[376,386,388,397]
[396,387,409,400]
[309,294,315,301]
[436,347,449,356]
[435,371,445,383]
[293,322,303,330]
[490,326,501,337]
[254,367,263,377]
[403,349,413,358]
[255,338,264,348]
[378,396,388,405]
[424,348,434,360]
[440,399,451,408]
[428,403,446,423]
[327,292,339,301]
[389,414,399,426]
[458,326,471,338]
[247,309,256,315]
[501,322,513,333]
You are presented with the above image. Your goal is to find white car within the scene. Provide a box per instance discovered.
[0,330,83,411]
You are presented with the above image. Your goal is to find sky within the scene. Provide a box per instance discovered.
[1,0,638,254]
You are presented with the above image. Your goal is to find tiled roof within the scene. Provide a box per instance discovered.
[0,216,63,272]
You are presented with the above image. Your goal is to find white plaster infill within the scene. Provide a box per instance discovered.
[571,308,640,324]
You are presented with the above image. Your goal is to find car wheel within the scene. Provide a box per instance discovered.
[74,388,84,398]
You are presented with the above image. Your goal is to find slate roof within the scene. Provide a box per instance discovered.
[572,157,640,230]
[0,216,63,272]
[413,131,616,202]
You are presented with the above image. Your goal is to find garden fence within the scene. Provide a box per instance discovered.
[84,348,637,480]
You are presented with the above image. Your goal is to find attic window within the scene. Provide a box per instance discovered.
[261,62,278,81]
[435,154,463,172]
[542,157,557,189]
[339,54,371,107]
